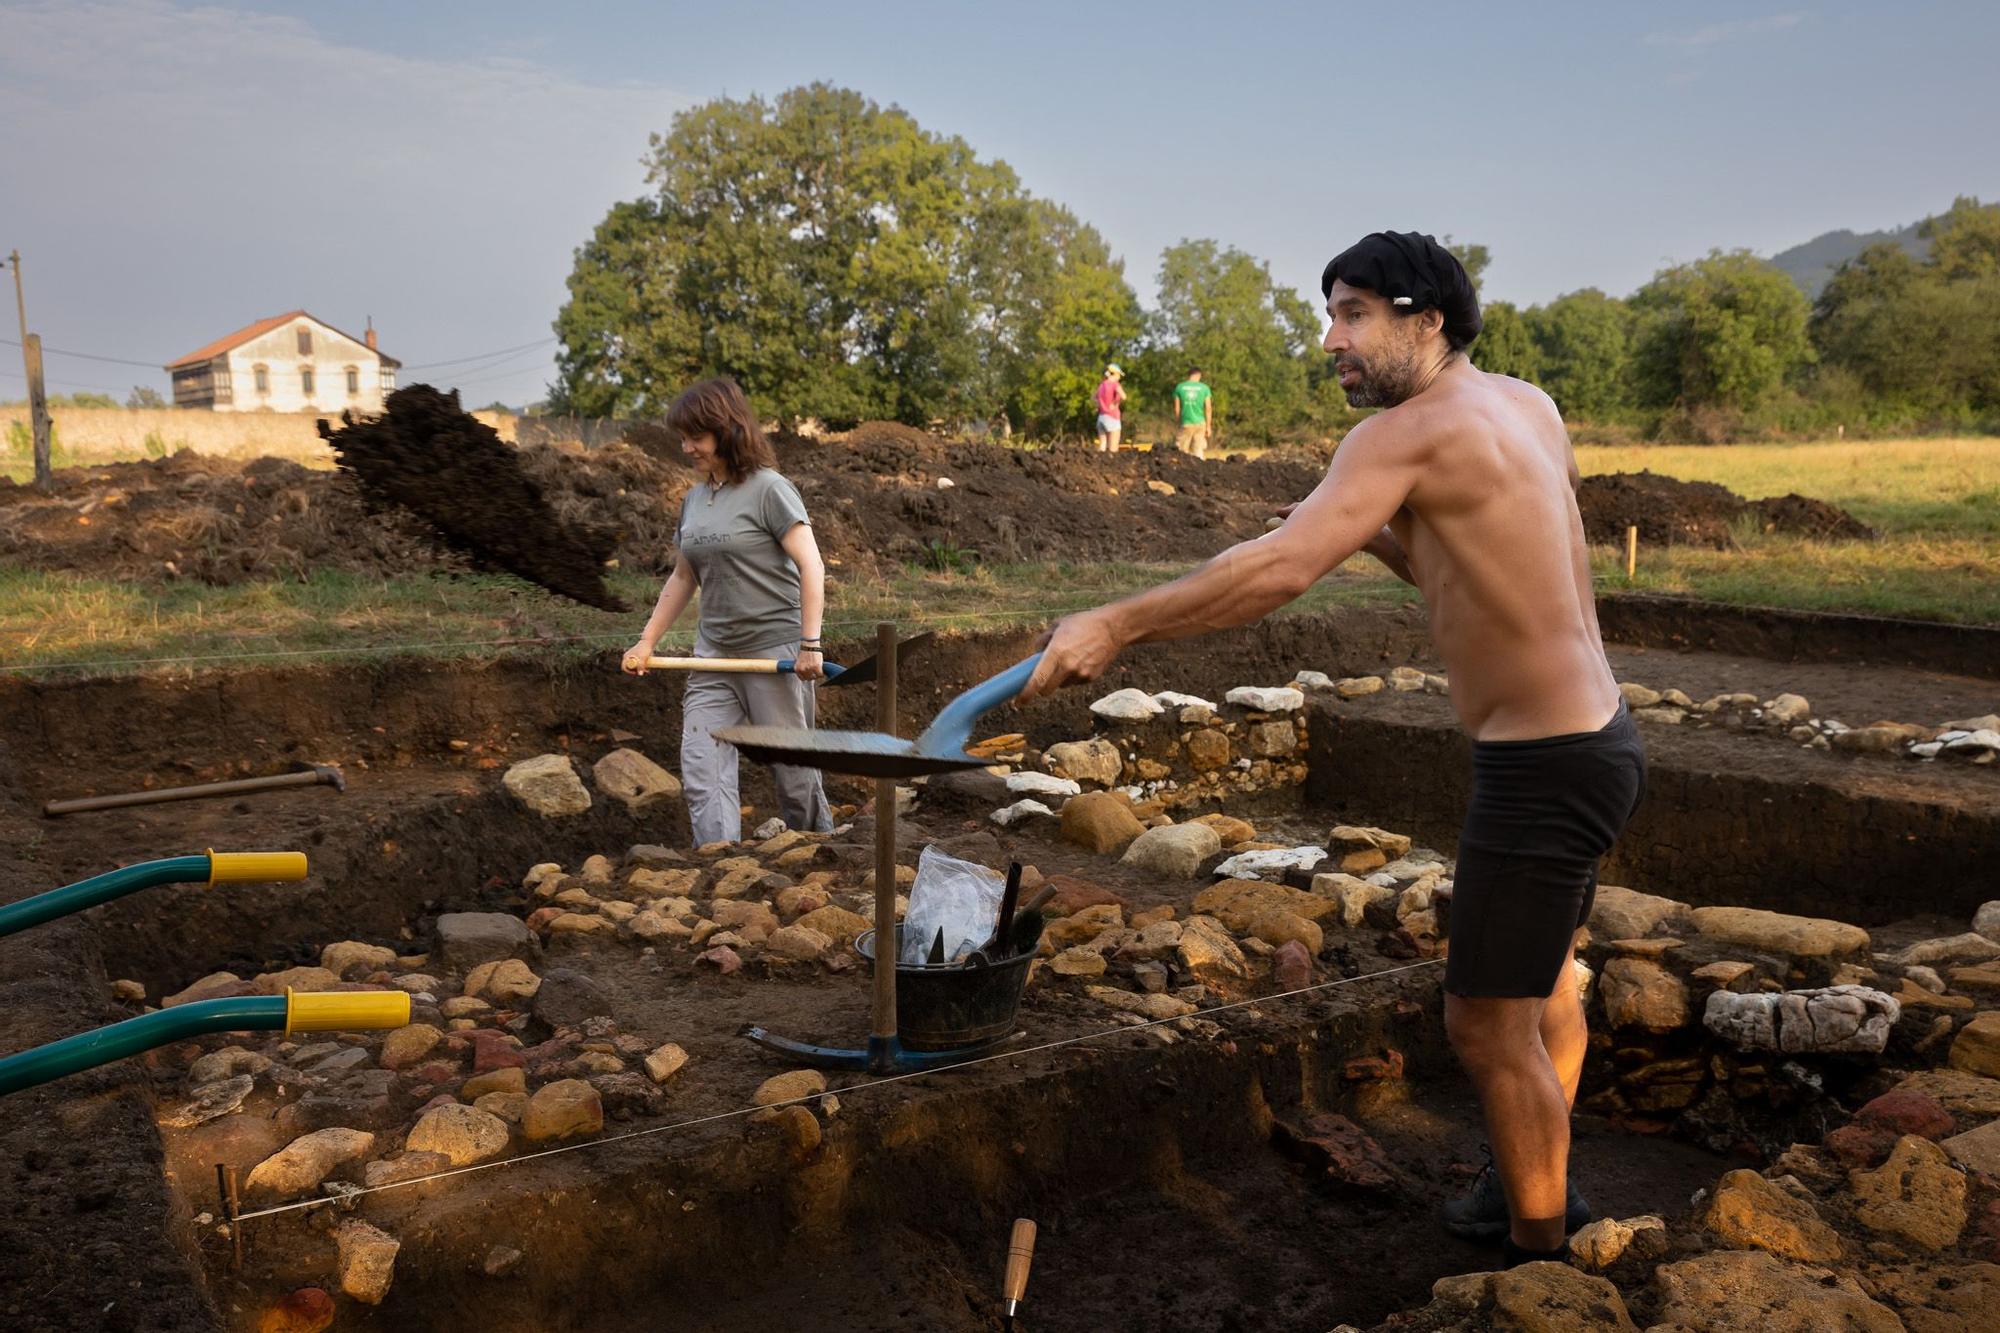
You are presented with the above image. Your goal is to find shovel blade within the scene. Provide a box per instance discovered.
[715,725,987,779]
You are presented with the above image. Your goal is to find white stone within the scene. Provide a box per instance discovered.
[1883,933,2000,968]
[1005,771,1081,799]
[989,799,1056,827]
[1292,671,1336,691]
[1702,985,1900,1054]
[1945,729,2000,755]
[1225,686,1305,713]
[1089,688,1164,722]
[1152,690,1217,710]
[1212,846,1327,880]
[1974,900,2000,945]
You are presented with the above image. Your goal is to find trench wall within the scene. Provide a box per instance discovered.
[1305,700,2000,926]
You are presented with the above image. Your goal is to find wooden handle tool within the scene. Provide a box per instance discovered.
[1003,1217,1037,1324]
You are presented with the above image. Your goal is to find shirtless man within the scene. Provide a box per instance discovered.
[1024,231,1646,1268]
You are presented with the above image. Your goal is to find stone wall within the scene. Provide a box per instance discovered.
[0,406,517,465]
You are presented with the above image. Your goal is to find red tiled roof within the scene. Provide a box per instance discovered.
[165,311,399,370]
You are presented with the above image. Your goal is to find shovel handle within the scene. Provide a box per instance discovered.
[643,656,847,680]
[915,653,1043,754]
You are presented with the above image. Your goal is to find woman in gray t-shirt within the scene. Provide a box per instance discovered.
[621,378,832,845]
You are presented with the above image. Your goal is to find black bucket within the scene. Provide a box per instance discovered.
[854,927,1036,1051]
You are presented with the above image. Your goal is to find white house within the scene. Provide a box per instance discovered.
[164,311,400,412]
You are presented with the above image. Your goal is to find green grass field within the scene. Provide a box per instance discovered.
[1572,438,2000,622]
[4,438,1995,677]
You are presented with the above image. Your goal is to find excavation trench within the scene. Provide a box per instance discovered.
[0,603,1994,1331]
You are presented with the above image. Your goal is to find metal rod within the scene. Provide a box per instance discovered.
[225,1166,243,1269]
[43,764,344,817]
[870,621,898,1066]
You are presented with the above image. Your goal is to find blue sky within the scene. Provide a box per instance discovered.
[3,0,1995,408]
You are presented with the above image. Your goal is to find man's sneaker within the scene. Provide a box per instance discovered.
[1440,1147,1591,1239]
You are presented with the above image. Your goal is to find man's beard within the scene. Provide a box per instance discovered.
[1338,347,1422,409]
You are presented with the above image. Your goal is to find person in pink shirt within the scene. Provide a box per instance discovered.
[1094,364,1125,452]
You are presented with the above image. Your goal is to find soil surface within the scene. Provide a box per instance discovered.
[1,426,1876,600]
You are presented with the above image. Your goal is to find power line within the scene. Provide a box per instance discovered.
[401,337,556,371]
[0,336,162,369]
[1,334,563,376]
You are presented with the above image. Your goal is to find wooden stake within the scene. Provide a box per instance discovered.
[870,621,898,1056]
[1625,524,1638,580]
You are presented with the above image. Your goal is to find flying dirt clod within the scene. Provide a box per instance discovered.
[318,385,628,610]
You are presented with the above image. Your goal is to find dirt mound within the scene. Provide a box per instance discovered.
[619,424,1323,570]
[1577,470,1875,548]
[3,428,1873,600]
[832,419,943,451]
[0,450,461,585]
[320,386,627,610]
[1748,492,1878,541]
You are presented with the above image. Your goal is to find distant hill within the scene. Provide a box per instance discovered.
[1769,220,1928,298]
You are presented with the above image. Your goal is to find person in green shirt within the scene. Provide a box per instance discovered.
[1172,369,1213,457]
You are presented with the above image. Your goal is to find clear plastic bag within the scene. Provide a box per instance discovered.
[899,845,1007,964]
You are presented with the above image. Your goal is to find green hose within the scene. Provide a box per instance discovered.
[0,852,306,939]
[0,996,286,1096]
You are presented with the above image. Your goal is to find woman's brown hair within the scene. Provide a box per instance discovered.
[665,377,777,484]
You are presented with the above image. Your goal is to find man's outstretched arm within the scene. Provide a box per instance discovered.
[1025,419,1420,696]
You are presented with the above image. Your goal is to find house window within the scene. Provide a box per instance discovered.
[297,327,313,356]
[253,364,270,394]
[345,366,360,395]
[380,369,396,393]
[301,366,316,396]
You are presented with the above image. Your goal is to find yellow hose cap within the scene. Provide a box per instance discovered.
[207,850,309,885]
[285,988,411,1035]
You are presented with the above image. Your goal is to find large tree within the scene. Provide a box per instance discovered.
[1469,300,1539,380]
[1628,250,1813,414]
[1148,239,1320,440]
[550,84,1139,428]
[1528,288,1633,422]
[1813,209,2000,416]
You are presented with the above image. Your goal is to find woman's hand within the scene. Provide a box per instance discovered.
[621,643,653,675]
[792,647,825,682]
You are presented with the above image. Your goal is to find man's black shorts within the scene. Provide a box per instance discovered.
[1444,702,1647,999]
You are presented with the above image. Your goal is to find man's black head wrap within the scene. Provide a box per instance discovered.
[1320,231,1482,351]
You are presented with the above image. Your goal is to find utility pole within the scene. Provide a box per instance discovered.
[9,251,53,491]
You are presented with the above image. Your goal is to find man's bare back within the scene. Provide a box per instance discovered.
[1373,361,1620,741]
[1024,230,1648,1265]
